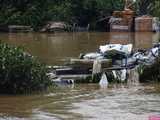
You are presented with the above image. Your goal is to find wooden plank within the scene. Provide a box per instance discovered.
[57,74,91,79]
[102,65,135,71]
[55,67,92,75]
[70,58,111,63]
[70,59,112,68]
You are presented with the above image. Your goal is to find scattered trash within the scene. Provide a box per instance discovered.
[52,77,74,86]
[47,73,57,79]
[99,73,108,86]
[133,46,159,65]
[48,43,160,84]
[112,69,127,82]
[99,44,133,55]
[83,53,104,59]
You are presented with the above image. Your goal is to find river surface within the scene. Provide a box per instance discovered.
[0,32,160,120]
[0,32,159,65]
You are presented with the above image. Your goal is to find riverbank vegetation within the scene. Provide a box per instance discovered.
[0,43,51,94]
[0,0,159,30]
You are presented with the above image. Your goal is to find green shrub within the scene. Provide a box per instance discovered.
[0,43,51,94]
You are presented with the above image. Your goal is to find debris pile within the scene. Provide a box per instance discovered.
[49,43,160,86]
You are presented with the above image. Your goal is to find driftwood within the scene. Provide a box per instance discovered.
[57,74,90,79]
[55,67,91,75]
[40,21,68,32]
[8,25,33,32]
[102,65,135,72]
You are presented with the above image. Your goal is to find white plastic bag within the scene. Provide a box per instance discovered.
[99,73,108,86]
[99,44,133,55]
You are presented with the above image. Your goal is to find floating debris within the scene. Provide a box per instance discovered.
[52,77,74,86]
[99,44,133,55]
[82,53,104,59]
[48,43,160,85]
[99,73,108,86]
[92,60,102,74]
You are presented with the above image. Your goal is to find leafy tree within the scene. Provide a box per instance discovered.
[0,0,159,30]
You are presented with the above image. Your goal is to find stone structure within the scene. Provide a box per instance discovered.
[110,9,134,32]
[135,16,158,32]
[109,0,156,32]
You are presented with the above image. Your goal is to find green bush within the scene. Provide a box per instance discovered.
[0,43,51,94]
[0,0,124,29]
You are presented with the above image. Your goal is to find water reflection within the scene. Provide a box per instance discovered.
[0,32,159,65]
[0,84,160,120]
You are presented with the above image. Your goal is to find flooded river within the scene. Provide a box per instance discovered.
[0,32,159,65]
[0,32,160,120]
[0,84,160,120]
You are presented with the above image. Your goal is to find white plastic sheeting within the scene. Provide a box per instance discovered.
[121,69,127,82]
[83,53,103,59]
[99,73,108,86]
[133,47,159,65]
[99,44,133,55]
[82,44,133,60]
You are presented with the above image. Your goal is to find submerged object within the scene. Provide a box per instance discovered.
[99,73,108,86]
[53,78,74,85]
[112,69,127,82]
[133,46,159,65]
[47,72,57,79]
[55,67,91,75]
[49,43,160,85]
[114,57,137,67]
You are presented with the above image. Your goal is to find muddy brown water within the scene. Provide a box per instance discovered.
[0,32,160,120]
[0,32,159,65]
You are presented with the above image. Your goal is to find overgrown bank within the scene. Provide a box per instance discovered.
[0,43,52,94]
[0,0,159,31]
